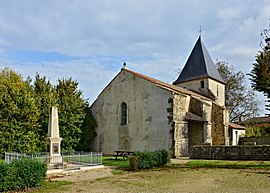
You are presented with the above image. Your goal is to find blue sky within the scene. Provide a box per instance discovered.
[0,0,269,115]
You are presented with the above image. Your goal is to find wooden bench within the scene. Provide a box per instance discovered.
[114,150,133,160]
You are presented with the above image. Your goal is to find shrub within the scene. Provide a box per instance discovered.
[130,150,169,170]
[0,159,47,192]
[128,156,140,171]
[0,162,8,191]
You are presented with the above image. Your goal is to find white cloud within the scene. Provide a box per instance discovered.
[218,6,243,21]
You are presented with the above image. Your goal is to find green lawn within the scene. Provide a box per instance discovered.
[29,181,72,193]
[185,160,270,169]
[102,156,129,169]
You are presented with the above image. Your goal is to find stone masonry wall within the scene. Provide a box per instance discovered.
[189,145,270,160]
[211,104,225,145]
[188,121,203,146]
[189,98,203,116]
[172,94,189,157]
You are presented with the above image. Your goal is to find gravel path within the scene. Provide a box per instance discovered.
[47,166,114,182]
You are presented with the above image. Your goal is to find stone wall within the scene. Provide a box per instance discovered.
[189,145,270,160]
[189,98,203,116]
[208,79,225,106]
[172,94,190,157]
[175,78,225,106]
[188,121,203,146]
[239,137,270,145]
[211,104,225,145]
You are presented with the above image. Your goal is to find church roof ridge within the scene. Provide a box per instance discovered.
[123,68,212,101]
[173,36,224,84]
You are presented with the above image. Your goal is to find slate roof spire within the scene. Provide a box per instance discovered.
[173,36,224,84]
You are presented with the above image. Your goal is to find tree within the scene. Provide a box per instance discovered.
[76,106,97,151]
[216,61,260,122]
[55,78,87,151]
[0,68,96,154]
[249,29,270,112]
[0,68,41,155]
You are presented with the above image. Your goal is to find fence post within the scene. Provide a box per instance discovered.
[91,152,93,165]
[100,152,102,165]
[62,154,64,170]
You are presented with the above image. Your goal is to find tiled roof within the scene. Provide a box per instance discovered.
[229,122,246,129]
[124,68,212,101]
[174,36,224,85]
[240,116,270,124]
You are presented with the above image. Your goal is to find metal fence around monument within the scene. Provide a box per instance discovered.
[4,151,103,170]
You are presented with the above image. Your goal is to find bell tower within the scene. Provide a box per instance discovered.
[173,36,225,106]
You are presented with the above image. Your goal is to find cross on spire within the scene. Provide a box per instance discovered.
[199,25,203,36]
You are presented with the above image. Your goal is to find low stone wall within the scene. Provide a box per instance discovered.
[189,145,270,160]
[239,137,270,145]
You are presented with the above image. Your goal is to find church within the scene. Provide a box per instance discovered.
[90,36,240,157]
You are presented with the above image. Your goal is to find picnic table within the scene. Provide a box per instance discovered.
[114,150,133,159]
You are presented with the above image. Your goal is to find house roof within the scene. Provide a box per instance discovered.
[173,36,224,85]
[240,116,270,124]
[239,116,270,128]
[229,122,246,130]
[123,68,212,101]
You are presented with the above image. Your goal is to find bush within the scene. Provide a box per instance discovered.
[128,156,140,171]
[129,150,169,170]
[0,159,47,192]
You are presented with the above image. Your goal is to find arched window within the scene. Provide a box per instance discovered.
[121,102,128,125]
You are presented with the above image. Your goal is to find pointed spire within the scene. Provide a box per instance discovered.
[173,36,224,85]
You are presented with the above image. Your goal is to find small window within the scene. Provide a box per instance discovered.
[121,102,127,125]
[200,81,204,88]
[217,85,219,96]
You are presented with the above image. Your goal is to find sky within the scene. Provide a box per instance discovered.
[0,0,269,115]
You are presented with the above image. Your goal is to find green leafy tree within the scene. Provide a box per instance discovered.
[0,68,41,155]
[0,68,96,154]
[249,24,270,113]
[216,61,260,122]
[55,78,86,151]
[245,127,269,137]
[76,106,97,151]
[249,50,270,112]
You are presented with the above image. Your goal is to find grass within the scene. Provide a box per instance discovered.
[29,181,71,193]
[185,160,270,169]
[102,156,129,169]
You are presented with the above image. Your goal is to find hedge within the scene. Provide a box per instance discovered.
[129,150,169,171]
[0,159,47,192]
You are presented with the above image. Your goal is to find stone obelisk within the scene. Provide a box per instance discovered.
[46,106,62,163]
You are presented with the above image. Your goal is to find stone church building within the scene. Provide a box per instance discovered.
[90,36,235,157]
